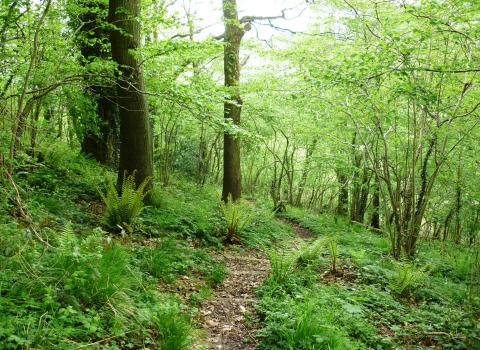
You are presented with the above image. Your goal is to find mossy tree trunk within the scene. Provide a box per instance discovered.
[109,0,153,191]
[221,0,246,202]
[77,0,119,166]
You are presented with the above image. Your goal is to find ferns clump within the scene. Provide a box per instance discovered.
[98,170,152,231]
[218,193,254,244]
[297,238,326,267]
[389,255,434,297]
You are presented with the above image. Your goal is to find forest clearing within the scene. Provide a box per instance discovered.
[1,0,479,349]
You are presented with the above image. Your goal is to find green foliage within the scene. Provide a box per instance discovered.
[98,170,152,230]
[266,249,298,284]
[139,238,227,285]
[0,222,200,348]
[257,295,354,350]
[326,232,339,273]
[152,300,193,350]
[257,210,480,349]
[144,181,224,247]
[388,256,434,297]
[219,193,254,244]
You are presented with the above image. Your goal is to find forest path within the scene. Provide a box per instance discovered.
[201,218,316,349]
[200,248,270,349]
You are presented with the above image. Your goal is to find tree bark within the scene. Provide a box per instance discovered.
[295,140,317,207]
[370,180,380,230]
[335,169,348,216]
[221,0,246,202]
[75,0,119,167]
[109,0,153,191]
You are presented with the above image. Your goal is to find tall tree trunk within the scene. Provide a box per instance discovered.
[109,0,153,191]
[196,121,208,185]
[77,0,119,166]
[350,146,371,223]
[335,169,348,216]
[453,161,462,244]
[370,180,380,230]
[295,139,317,207]
[221,0,248,202]
[29,100,42,153]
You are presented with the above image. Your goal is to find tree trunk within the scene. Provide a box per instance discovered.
[221,0,247,202]
[29,100,42,153]
[370,180,380,230]
[335,169,348,216]
[76,0,119,166]
[453,163,462,244]
[295,139,317,207]
[80,92,119,166]
[109,0,153,191]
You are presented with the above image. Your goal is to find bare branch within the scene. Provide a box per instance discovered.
[240,8,288,23]
[170,22,220,39]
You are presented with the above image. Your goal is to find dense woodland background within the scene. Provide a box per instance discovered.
[1,0,479,349]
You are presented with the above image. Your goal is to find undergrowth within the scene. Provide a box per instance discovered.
[3,145,479,349]
[257,206,480,349]
[0,224,194,349]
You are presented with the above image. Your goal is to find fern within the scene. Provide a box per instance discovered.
[218,193,253,243]
[97,170,152,231]
[389,256,433,297]
[326,233,339,273]
[267,249,298,283]
[44,221,77,248]
[297,238,326,266]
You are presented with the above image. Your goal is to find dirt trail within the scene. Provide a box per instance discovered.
[201,219,316,349]
[200,248,270,349]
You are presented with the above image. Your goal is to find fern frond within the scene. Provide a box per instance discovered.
[389,258,434,296]
[44,221,77,248]
[325,233,339,273]
[97,170,152,231]
[297,238,326,266]
[218,193,254,243]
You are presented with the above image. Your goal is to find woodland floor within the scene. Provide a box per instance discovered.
[200,219,316,349]
[201,248,270,349]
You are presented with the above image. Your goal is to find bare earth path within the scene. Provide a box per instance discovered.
[200,219,316,349]
[200,248,270,349]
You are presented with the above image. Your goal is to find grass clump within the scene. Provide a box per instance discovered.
[267,248,298,284]
[152,300,193,350]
